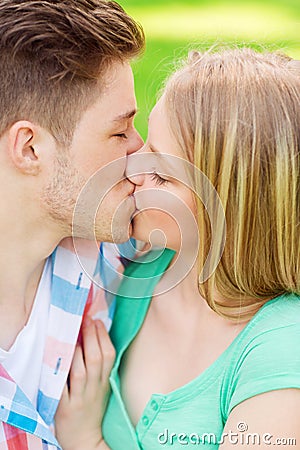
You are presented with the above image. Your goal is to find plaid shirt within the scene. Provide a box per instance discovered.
[0,237,134,450]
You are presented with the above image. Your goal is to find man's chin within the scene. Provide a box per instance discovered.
[110,222,133,244]
[107,201,136,243]
[92,221,132,244]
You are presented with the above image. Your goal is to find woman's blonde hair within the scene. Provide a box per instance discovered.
[163,47,300,321]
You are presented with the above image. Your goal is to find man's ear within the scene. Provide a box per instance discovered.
[7,121,41,175]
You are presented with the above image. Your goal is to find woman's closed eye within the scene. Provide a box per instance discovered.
[150,171,168,186]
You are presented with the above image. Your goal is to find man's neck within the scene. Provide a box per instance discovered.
[0,220,63,350]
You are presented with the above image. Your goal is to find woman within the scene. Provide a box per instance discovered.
[55,48,300,449]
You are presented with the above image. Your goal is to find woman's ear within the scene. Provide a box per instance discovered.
[7,121,41,175]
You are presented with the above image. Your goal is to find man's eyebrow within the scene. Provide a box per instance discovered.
[112,108,138,122]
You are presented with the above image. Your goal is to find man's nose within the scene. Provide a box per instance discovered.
[126,147,146,186]
[127,129,144,155]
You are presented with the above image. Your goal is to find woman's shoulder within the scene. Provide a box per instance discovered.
[231,292,300,359]
[245,292,300,336]
[223,293,300,417]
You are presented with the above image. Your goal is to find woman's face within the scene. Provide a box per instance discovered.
[127,96,197,252]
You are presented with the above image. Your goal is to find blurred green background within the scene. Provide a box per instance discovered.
[118,0,300,139]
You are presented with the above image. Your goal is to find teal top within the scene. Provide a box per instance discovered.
[102,249,300,449]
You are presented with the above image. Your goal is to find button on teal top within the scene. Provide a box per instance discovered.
[102,249,300,449]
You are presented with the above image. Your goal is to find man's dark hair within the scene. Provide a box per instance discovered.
[0,0,144,144]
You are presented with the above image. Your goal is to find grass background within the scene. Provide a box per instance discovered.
[117,0,300,139]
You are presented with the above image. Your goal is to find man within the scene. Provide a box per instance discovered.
[0,0,144,448]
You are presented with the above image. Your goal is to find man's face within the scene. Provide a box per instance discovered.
[42,61,143,242]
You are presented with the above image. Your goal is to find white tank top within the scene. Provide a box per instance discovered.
[0,257,52,406]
